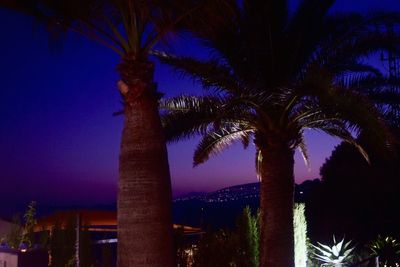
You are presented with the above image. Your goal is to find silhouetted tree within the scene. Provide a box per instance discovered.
[306,139,400,243]
[0,1,227,266]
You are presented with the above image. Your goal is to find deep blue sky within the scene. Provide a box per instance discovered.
[1,0,399,216]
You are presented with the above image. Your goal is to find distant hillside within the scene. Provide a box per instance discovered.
[174,182,260,203]
[172,179,320,229]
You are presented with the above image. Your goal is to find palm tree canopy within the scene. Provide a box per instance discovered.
[0,0,230,58]
[158,0,400,169]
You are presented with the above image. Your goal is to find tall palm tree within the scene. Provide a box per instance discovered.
[157,1,400,266]
[0,0,228,266]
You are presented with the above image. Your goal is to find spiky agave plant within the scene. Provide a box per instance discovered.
[311,236,355,266]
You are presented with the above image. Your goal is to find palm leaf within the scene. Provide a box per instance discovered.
[298,135,311,170]
[154,51,243,95]
[255,149,262,181]
[318,123,370,163]
[193,124,252,166]
[161,95,223,142]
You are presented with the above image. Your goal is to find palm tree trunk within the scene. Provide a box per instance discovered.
[117,58,174,267]
[259,143,295,267]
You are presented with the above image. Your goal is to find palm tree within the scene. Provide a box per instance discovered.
[157,1,400,266]
[0,0,228,266]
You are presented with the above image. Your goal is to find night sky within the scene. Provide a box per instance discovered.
[1,0,399,216]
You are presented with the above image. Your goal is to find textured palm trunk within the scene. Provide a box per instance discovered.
[259,143,295,267]
[117,57,174,267]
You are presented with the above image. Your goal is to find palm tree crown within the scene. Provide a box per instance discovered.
[160,0,400,167]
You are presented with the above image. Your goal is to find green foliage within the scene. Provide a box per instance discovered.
[6,214,22,249]
[192,205,309,267]
[65,257,76,267]
[311,236,356,266]
[369,235,400,266]
[5,201,38,249]
[294,203,307,267]
[193,207,259,267]
[21,201,37,248]
[234,207,259,267]
[194,229,236,267]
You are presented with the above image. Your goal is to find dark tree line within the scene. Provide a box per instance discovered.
[305,137,400,244]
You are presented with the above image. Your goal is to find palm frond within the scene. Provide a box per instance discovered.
[154,51,242,95]
[193,124,252,166]
[161,95,223,142]
[300,65,393,154]
[340,62,383,77]
[339,74,400,93]
[298,135,311,170]
[241,132,250,149]
[1,0,233,57]
[322,30,400,72]
[255,149,262,181]
[318,122,370,163]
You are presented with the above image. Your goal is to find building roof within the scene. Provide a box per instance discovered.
[35,210,202,235]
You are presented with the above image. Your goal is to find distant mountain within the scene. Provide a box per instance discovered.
[173,191,208,202]
[172,179,320,229]
[174,182,260,203]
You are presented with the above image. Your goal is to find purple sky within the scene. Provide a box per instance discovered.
[0,0,399,215]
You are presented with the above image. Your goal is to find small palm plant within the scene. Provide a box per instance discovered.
[370,235,400,266]
[311,236,355,267]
